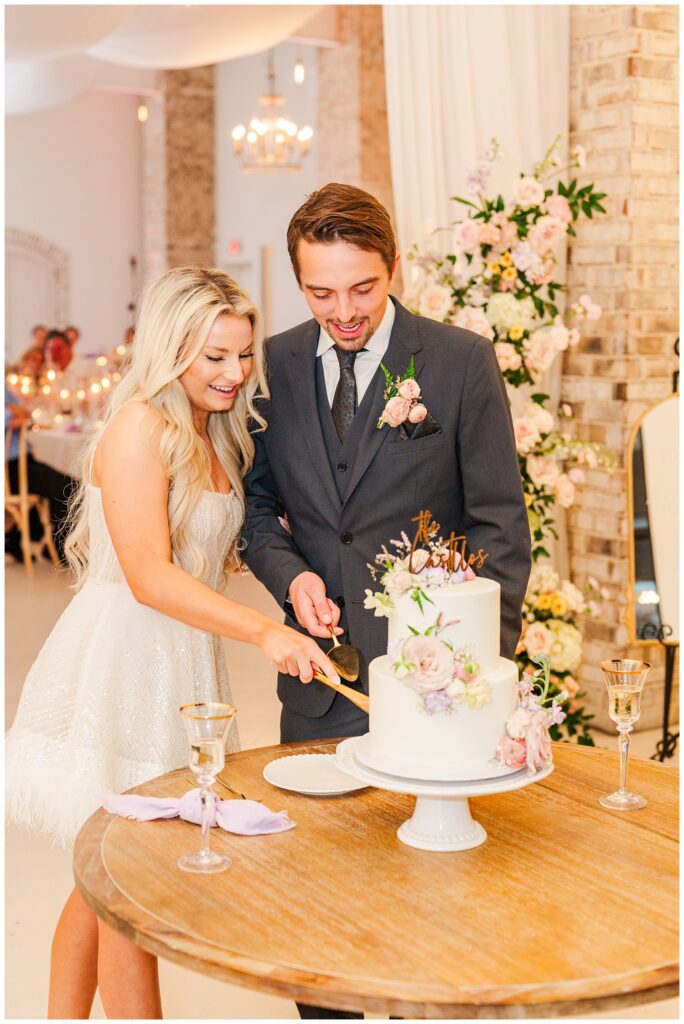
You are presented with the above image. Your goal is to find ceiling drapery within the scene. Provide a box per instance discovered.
[6,4,321,115]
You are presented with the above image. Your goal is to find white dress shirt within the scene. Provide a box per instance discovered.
[316,298,396,407]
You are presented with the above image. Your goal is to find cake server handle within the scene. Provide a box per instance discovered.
[312,672,369,713]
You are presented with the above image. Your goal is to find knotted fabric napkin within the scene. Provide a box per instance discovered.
[103,789,295,835]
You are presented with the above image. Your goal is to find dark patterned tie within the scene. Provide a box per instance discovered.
[331,347,358,441]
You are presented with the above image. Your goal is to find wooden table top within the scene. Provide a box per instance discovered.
[73,740,679,1018]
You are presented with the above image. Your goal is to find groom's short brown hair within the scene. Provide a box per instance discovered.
[287,183,397,284]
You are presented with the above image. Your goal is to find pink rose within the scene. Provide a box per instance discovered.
[577,294,602,321]
[497,734,527,769]
[513,176,545,210]
[568,467,585,484]
[479,222,501,246]
[495,342,522,373]
[544,194,572,224]
[454,219,481,254]
[529,216,567,255]
[380,396,410,428]
[524,334,558,376]
[514,417,541,455]
[522,621,552,658]
[402,636,454,693]
[452,306,494,341]
[528,254,556,286]
[497,219,519,250]
[408,403,427,424]
[525,709,552,773]
[397,378,421,401]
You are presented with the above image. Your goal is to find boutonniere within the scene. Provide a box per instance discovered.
[377,356,428,430]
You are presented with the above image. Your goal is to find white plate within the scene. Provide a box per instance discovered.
[262,753,369,796]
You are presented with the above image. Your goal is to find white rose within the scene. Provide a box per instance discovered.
[526,455,562,490]
[452,305,495,341]
[506,707,532,740]
[554,474,576,509]
[418,283,453,322]
[547,620,582,673]
[513,176,545,210]
[524,401,554,435]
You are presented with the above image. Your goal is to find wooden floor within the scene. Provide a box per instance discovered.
[5,558,679,1020]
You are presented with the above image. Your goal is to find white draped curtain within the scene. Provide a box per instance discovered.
[383,4,570,573]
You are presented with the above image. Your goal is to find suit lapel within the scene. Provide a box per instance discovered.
[344,300,424,504]
[286,322,342,514]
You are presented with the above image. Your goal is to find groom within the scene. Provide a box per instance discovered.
[242,182,530,1017]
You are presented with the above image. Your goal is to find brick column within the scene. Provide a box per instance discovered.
[564,5,679,729]
[141,66,216,281]
[317,6,397,235]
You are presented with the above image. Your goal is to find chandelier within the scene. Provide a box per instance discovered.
[231,51,313,173]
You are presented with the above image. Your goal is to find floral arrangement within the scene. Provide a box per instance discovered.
[516,564,607,742]
[364,519,477,618]
[377,356,428,430]
[497,654,564,774]
[390,616,491,715]
[404,137,615,743]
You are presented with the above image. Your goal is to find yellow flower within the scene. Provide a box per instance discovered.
[500,252,513,266]
[551,595,567,617]
[509,326,523,341]
[537,594,553,611]
[488,262,501,276]
[524,492,534,507]
[502,267,517,282]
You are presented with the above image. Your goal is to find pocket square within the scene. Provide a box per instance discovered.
[399,413,443,441]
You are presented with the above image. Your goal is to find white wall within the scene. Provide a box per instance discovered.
[215,42,320,335]
[6,90,142,356]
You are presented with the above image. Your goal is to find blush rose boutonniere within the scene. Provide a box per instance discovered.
[377,357,430,431]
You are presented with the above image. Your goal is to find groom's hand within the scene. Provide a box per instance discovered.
[288,572,343,639]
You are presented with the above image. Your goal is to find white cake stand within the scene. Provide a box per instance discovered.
[336,734,553,852]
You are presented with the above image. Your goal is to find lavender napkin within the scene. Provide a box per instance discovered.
[103,788,295,835]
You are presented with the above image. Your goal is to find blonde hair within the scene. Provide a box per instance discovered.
[64,266,268,588]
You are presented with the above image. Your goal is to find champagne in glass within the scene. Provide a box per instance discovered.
[178,702,236,873]
[599,660,650,811]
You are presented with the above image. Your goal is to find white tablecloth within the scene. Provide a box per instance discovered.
[30,429,92,479]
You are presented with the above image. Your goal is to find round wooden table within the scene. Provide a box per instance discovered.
[74,740,679,1018]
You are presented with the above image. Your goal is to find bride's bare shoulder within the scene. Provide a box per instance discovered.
[98,401,166,467]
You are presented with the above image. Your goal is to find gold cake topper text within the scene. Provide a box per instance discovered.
[408,510,490,575]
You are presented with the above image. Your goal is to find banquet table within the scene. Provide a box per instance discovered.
[30,426,91,478]
[73,740,679,1018]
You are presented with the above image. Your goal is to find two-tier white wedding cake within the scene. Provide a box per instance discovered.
[360,513,555,782]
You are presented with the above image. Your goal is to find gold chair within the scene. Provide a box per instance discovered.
[5,423,61,575]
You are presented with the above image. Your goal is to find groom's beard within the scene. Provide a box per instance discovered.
[324,317,376,352]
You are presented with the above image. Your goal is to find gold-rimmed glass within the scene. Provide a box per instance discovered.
[599,660,650,811]
[178,702,237,873]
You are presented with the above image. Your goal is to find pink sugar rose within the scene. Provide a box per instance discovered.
[524,709,552,773]
[454,219,481,254]
[402,636,454,693]
[380,395,411,428]
[529,215,567,255]
[497,734,527,770]
[397,378,421,401]
[408,403,427,424]
[544,194,572,224]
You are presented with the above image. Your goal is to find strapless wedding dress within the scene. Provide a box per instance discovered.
[6,484,242,847]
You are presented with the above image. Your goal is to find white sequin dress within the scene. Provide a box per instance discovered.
[6,484,243,847]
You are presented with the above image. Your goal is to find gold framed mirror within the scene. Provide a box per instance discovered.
[626,393,679,644]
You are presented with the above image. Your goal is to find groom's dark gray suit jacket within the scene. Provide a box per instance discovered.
[242,298,531,721]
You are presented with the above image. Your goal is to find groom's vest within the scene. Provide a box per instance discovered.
[314,357,375,503]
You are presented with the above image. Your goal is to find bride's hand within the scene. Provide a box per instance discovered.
[259,622,340,684]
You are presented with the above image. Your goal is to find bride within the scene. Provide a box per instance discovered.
[5,266,340,1018]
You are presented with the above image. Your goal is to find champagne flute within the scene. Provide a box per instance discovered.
[599,660,650,811]
[178,702,237,873]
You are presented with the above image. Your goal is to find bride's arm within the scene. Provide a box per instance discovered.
[95,402,339,683]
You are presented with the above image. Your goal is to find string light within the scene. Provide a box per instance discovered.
[294,58,305,84]
[137,103,149,123]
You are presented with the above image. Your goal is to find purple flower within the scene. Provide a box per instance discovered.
[422,690,453,714]
[549,701,567,726]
